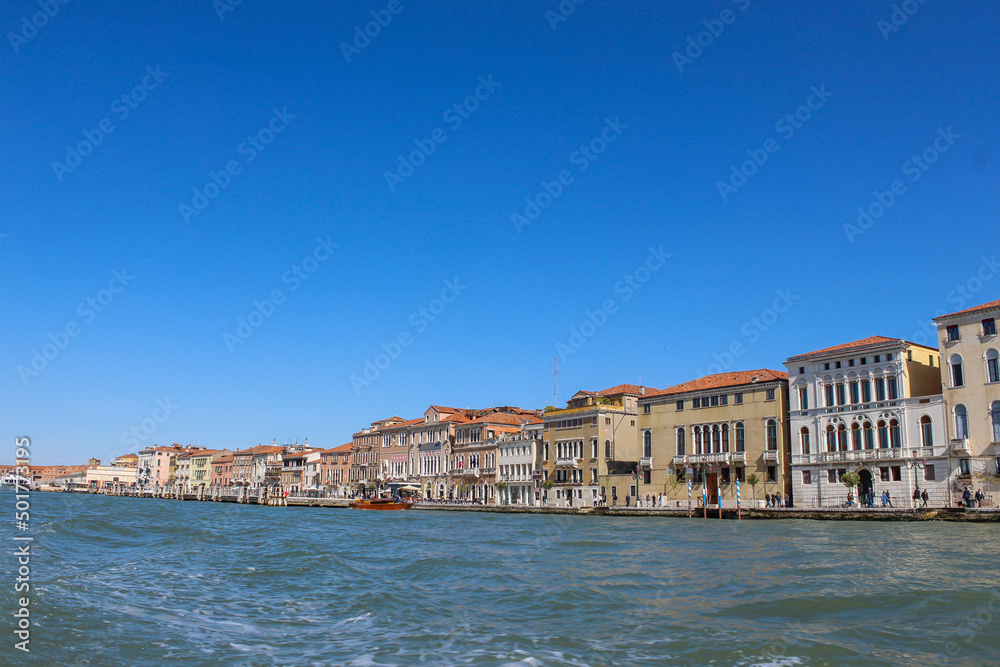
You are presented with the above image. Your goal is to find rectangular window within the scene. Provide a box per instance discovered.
[676,468,685,482]
[860,357,867,365]
[799,388,808,410]
[824,363,830,370]
[984,318,997,336]
[592,417,597,425]
[734,393,743,404]
[720,394,728,405]
[802,470,812,485]
[825,385,835,407]
[643,404,650,414]
[947,325,960,341]
[605,418,611,425]
[828,469,837,483]
[875,378,886,401]
[836,383,846,406]
[862,381,871,403]
[907,350,913,361]
[643,470,651,484]
[676,400,684,410]
[887,377,898,400]
[959,459,971,476]
[891,466,901,481]
[989,357,1000,384]
[798,367,804,374]
[923,465,935,481]
[591,440,598,458]
[849,359,855,367]
[710,395,720,407]
[693,468,703,483]
[874,355,881,363]
[692,398,701,408]
[835,361,842,369]
[767,466,777,483]
[849,382,859,404]
[880,467,890,482]
[720,467,730,484]
[765,388,776,401]
[735,467,744,482]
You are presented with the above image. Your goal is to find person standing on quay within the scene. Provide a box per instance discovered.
[963,487,973,507]
[975,488,984,507]
[912,486,921,509]
[880,490,887,507]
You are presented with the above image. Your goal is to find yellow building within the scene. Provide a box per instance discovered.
[638,370,790,508]
[934,299,1000,491]
[542,384,645,506]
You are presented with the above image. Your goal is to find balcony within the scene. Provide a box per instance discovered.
[763,451,779,462]
[689,453,730,464]
[951,439,971,454]
[555,457,581,468]
[731,452,746,463]
[639,456,652,469]
[672,455,687,465]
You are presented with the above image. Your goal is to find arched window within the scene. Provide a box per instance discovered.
[712,425,721,453]
[890,419,901,449]
[863,422,874,449]
[722,424,730,452]
[676,428,685,456]
[694,427,703,455]
[766,419,778,450]
[950,354,965,387]
[643,430,652,458]
[800,427,810,455]
[735,422,745,452]
[837,424,848,451]
[920,415,933,448]
[826,425,836,452]
[991,401,1000,442]
[851,423,861,450]
[877,420,888,448]
[604,440,611,458]
[986,349,999,383]
[955,404,969,440]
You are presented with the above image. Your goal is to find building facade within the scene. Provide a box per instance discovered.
[640,370,790,508]
[785,336,948,508]
[933,299,1000,502]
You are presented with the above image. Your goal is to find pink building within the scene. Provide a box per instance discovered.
[211,453,234,487]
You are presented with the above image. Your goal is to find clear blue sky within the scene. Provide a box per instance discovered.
[3,0,998,464]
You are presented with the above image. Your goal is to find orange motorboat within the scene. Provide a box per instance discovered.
[349,498,413,510]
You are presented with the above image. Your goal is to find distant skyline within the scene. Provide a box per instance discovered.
[3,0,999,464]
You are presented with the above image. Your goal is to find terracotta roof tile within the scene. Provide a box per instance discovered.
[461,412,543,426]
[645,369,788,398]
[934,298,1000,321]
[597,383,651,397]
[788,336,906,361]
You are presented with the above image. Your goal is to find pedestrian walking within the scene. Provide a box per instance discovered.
[963,487,973,507]
[885,490,893,508]
[784,493,791,508]
[765,492,772,508]
[975,488,984,508]
[912,486,921,508]
[881,490,888,507]
[920,488,928,508]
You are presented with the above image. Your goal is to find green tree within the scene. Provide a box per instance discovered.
[840,470,860,504]
[746,473,760,501]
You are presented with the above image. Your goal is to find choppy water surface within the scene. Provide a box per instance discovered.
[3,493,999,665]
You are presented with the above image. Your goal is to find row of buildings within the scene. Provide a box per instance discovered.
[13,299,998,509]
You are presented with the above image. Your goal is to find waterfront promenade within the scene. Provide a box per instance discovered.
[57,485,1000,521]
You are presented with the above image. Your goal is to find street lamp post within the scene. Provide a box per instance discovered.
[904,449,926,509]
